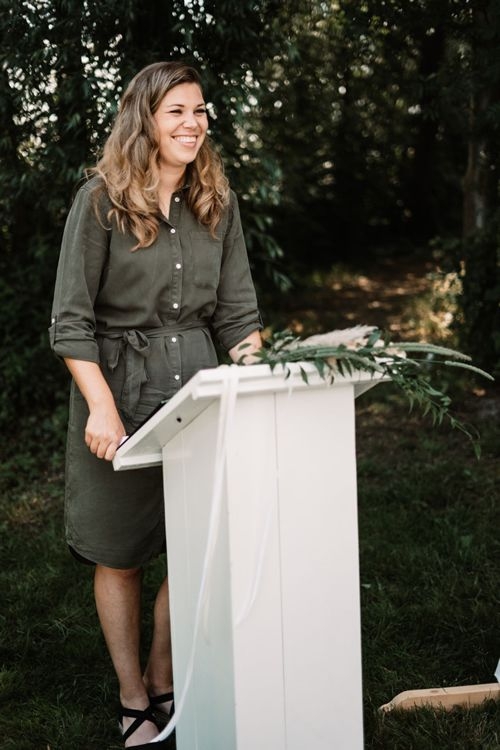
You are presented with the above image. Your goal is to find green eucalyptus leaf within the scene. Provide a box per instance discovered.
[443,361,495,380]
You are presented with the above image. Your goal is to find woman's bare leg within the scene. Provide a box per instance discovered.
[143,576,174,713]
[94,565,159,746]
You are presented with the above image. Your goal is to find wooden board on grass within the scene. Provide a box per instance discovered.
[380,683,500,712]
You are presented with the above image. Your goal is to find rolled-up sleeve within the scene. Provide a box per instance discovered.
[49,183,110,362]
[210,192,262,351]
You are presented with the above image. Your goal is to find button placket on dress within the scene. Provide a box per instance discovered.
[163,192,183,390]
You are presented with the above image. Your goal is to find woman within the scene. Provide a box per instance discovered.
[49,61,262,748]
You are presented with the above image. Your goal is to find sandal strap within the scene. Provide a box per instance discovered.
[119,704,157,743]
[149,690,174,706]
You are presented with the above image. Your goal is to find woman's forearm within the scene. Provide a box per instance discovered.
[65,358,115,408]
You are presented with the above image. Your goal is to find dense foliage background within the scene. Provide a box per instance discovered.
[1,0,499,437]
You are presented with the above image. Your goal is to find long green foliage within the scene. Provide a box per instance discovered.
[246,329,493,456]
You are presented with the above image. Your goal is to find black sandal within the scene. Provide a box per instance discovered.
[118,703,166,749]
[149,690,175,724]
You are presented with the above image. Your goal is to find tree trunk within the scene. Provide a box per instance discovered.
[408,24,446,239]
[462,5,499,237]
[462,92,491,238]
[460,6,500,372]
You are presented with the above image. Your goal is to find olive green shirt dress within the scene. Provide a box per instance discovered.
[49,177,262,568]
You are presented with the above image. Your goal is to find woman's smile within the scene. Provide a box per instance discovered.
[172,134,199,147]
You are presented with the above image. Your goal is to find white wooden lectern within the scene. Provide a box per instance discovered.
[114,363,382,750]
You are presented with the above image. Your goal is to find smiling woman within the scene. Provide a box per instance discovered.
[48,60,262,749]
[153,83,208,183]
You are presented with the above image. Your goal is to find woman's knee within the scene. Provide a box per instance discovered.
[95,564,143,582]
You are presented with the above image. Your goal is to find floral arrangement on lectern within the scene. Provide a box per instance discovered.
[238,326,493,457]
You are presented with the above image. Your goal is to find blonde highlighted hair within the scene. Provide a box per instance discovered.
[90,61,229,247]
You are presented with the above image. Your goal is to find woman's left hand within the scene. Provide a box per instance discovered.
[228,330,263,365]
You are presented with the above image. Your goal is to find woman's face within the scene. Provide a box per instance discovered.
[153,82,208,170]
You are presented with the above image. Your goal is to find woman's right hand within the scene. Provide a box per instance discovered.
[64,358,127,462]
[85,403,126,461]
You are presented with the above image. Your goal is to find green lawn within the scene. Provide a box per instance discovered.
[357,386,500,748]
[1,380,498,749]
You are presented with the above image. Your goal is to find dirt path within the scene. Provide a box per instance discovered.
[269,253,499,421]
[274,254,440,340]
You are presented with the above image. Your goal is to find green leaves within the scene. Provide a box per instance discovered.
[251,328,492,456]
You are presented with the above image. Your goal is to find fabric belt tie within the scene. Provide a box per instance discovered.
[97,323,208,420]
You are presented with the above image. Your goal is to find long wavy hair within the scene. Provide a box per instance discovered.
[90,61,229,248]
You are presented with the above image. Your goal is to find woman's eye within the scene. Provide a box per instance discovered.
[165,108,206,115]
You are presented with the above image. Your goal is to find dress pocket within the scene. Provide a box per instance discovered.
[188,231,222,289]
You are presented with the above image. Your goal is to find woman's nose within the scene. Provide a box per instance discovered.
[183,113,197,127]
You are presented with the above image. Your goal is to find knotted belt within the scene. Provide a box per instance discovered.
[96,323,209,420]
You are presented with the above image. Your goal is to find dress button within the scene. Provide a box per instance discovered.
[174,374,180,381]
[172,302,179,309]
[170,228,176,234]
[171,337,177,343]
[175,263,182,269]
